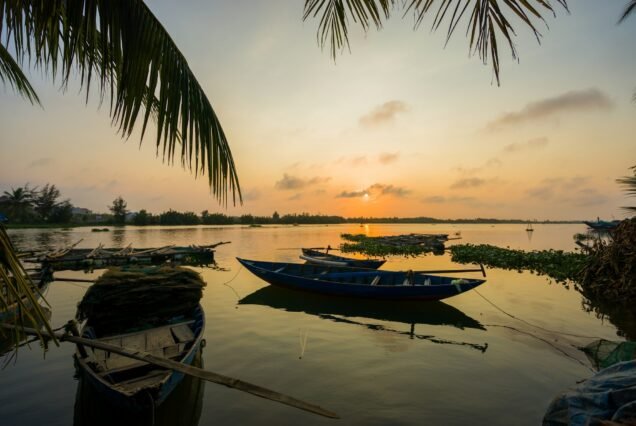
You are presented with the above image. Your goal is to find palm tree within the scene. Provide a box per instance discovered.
[1,185,37,223]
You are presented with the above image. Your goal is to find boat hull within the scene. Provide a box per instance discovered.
[75,305,205,410]
[238,259,485,301]
[300,248,385,269]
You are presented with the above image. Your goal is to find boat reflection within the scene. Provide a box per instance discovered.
[73,349,205,426]
[239,286,488,352]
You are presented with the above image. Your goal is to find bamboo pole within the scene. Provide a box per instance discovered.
[0,323,339,419]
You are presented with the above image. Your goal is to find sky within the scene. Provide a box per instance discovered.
[1,0,635,220]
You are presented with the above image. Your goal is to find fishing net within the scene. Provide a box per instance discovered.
[76,266,205,335]
[583,339,636,371]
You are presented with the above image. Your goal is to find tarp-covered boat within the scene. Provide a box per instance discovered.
[300,248,385,269]
[237,258,485,301]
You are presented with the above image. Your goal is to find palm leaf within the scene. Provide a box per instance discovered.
[617,166,636,213]
[619,0,636,22]
[303,0,569,84]
[0,44,40,104]
[0,0,241,204]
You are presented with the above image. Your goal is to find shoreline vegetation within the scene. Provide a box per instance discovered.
[4,214,585,229]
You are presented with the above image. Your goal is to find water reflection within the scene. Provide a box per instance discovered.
[73,349,204,426]
[109,227,127,247]
[583,298,636,341]
[239,286,488,352]
[0,306,52,360]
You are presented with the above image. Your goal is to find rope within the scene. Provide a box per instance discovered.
[221,265,243,301]
[474,289,604,340]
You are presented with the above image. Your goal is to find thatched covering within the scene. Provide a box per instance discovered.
[77,266,205,335]
[579,218,636,304]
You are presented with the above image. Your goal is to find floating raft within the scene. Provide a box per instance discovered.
[22,242,229,271]
[340,233,452,257]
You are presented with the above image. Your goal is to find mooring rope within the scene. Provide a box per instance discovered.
[221,265,243,300]
[474,289,604,340]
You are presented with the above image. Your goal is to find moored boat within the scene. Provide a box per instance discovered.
[237,258,485,301]
[584,220,620,231]
[75,304,205,409]
[300,248,385,269]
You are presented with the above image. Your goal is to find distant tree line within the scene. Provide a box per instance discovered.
[0,184,73,224]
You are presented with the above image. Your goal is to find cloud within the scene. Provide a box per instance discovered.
[288,193,303,201]
[486,88,614,131]
[456,157,502,176]
[335,156,367,166]
[450,177,486,189]
[274,174,331,190]
[378,152,399,165]
[503,137,549,153]
[243,189,261,201]
[28,157,53,168]
[336,183,410,199]
[359,100,408,127]
[526,177,607,206]
[423,195,477,204]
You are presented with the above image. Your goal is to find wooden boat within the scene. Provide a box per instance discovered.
[300,248,385,269]
[526,223,534,232]
[584,220,620,231]
[237,258,486,301]
[75,304,205,409]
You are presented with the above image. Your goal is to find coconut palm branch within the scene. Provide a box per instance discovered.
[617,165,636,213]
[303,0,569,84]
[620,0,636,22]
[0,0,241,205]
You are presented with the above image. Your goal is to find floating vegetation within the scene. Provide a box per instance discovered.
[339,233,447,257]
[579,218,636,305]
[449,244,587,284]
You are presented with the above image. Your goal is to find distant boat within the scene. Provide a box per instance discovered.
[300,248,385,269]
[584,220,620,231]
[75,304,205,409]
[237,258,486,301]
[526,223,534,232]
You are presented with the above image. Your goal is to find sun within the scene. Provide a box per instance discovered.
[362,193,370,202]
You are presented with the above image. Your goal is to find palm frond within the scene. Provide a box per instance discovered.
[303,0,569,84]
[0,44,40,104]
[619,0,636,23]
[617,166,636,213]
[0,0,241,205]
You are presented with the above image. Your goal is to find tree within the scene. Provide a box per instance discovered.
[1,185,37,223]
[0,1,241,204]
[109,197,128,226]
[33,184,61,222]
[133,209,151,226]
[272,211,280,222]
[48,201,73,224]
[304,1,636,84]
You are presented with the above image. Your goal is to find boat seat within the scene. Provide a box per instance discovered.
[370,276,381,286]
[275,266,286,273]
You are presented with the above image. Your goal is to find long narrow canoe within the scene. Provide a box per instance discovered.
[237,258,485,301]
[75,304,205,409]
[300,248,385,269]
[584,220,620,231]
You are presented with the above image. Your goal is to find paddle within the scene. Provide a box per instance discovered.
[276,247,340,251]
[1,323,339,419]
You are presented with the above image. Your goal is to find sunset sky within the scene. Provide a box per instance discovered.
[1,0,635,220]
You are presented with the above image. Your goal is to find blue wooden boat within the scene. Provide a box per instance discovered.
[237,259,486,301]
[300,248,385,269]
[584,220,620,231]
[75,304,205,409]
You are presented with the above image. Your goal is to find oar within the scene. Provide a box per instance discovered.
[1,323,339,419]
[276,247,340,251]
[414,264,486,277]
[53,277,96,283]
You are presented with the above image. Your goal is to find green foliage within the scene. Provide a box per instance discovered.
[48,201,73,223]
[0,0,241,203]
[159,210,200,226]
[109,196,128,225]
[133,209,154,226]
[339,233,444,257]
[449,244,587,284]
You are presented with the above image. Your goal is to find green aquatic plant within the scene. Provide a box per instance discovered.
[448,244,587,284]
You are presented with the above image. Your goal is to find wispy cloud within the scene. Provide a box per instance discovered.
[503,137,549,153]
[28,157,53,168]
[526,176,608,206]
[450,177,486,189]
[336,183,410,199]
[274,174,331,190]
[486,88,614,132]
[422,195,477,204]
[243,188,261,201]
[378,152,399,165]
[360,100,408,127]
[288,193,303,201]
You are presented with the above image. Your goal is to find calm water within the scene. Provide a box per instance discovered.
[0,224,627,425]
